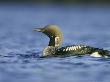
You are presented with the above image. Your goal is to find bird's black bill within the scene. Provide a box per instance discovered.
[33,28,43,32]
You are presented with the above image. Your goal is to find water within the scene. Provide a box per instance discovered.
[0,4,110,82]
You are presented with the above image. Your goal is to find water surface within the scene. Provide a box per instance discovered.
[0,4,110,82]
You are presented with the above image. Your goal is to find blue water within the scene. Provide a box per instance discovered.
[0,4,110,82]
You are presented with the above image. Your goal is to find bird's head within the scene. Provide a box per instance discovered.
[34,24,63,47]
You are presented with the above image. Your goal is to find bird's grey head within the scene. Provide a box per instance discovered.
[34,24,63,48]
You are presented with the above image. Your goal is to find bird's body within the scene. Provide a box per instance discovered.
[34,25,110,58]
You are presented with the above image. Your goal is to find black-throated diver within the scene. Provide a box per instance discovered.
[34,25,110,58]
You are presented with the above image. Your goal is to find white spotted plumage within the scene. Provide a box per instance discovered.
[63,49,65,51]
[63,45,84,52]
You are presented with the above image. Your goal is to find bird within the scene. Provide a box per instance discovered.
[34,24,110,58]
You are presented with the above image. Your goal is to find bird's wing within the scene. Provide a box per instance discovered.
[56,45,110,57]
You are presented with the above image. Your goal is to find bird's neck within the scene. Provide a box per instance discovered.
[48,36,62,48]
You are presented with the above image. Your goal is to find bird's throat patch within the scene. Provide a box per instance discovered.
[55,37,60,47]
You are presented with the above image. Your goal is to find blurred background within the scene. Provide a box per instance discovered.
[0,0,110,4]
[0,0,110,82]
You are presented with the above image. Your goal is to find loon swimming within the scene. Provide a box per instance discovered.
[34,24,110,58]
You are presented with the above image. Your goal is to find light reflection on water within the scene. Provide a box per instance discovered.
[0,4,110,82]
